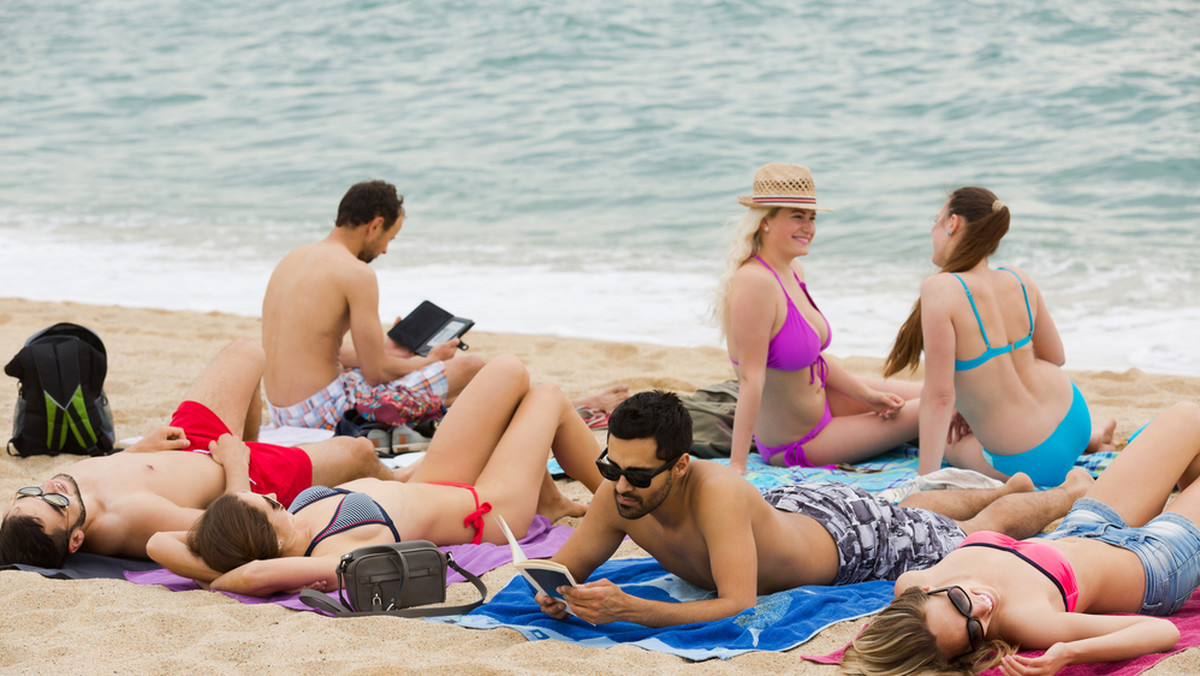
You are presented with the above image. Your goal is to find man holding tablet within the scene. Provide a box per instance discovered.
[261,180,484,431]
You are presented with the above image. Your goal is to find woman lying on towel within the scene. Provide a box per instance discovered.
[716,163,924,474]
[842,402,1200,675]
[147,354,604,596]
[884,186,1114,486]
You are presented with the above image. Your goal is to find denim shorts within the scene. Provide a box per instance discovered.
[1044,497,1200,616]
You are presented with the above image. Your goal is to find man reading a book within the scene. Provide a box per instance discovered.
[261,180,484,431]
[536,390,1094,627]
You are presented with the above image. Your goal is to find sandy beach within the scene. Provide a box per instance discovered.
[2,296,1199,674]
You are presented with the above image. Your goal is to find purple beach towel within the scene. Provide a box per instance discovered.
[125,515,572,614]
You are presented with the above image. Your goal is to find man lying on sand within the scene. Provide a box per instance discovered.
[260,179,628,431]
[536,390,1094,627]
[0,339,402,567]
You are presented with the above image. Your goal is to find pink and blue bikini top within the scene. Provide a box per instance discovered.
[952,267,1034,371]
[959,531,1078,612]
[289,486,401,557]
[731,256,831,386]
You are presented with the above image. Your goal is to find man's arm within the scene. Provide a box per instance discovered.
[343,266,456,385]
[558,477,761,627]
[122,426,189,453]
[535,484,629,619]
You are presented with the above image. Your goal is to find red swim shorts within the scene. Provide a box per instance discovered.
[169,400,313,507]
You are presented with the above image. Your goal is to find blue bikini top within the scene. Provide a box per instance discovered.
[952,267,1034,371]
[288,485,401,556]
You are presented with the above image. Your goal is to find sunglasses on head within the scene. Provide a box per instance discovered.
[595,448,677,489]
[15,486,71,510]
[928,586,984,653]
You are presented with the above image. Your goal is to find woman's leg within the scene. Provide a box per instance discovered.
[797,399,921,465]
[473,382,605,537]
[1088,402,1200,527]
[826,376,922,416]
[408,354,530,485]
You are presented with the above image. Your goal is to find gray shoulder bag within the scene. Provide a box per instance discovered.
[299,540,487,617]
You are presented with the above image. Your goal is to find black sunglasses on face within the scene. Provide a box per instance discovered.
[928,586,984,653]
[595,448,677,489]
[15,486,71,510]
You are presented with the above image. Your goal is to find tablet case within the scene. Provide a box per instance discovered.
[387,301,474,357]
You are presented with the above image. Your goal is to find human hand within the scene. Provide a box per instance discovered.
[427,338,461,362]
[999,644,1071,675]
[384,316,417,358]
[866,390,905,420]
[559,579,633,625]
[126,426,189,453]
[947,411,973,445]
[535,591,570,620]
[208,434,250,469]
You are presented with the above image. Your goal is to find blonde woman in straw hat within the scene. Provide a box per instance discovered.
[883,187,1115,486]
[716,163,932,475]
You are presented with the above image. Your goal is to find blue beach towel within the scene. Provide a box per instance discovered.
[438,556,893,661]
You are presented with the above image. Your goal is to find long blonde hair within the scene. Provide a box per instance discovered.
[883,187,1011,377]
[841,587,1015,675]
[712,206,779,338]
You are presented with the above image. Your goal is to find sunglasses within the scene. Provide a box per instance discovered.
[262,494,284,511]
[15,486,71,510]
[928,586,984,653]
[595,448,677,489]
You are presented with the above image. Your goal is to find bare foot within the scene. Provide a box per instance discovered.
[390,459,422,482]
[1002,472,1036,495]
[572,384,631,414]
[1061,467,1096,498]
[1086,419,1117,454]
[536,479,588,522]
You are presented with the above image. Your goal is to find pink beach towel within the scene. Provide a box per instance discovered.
[803,592,1200,675]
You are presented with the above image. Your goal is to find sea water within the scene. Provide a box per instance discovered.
[1,0,1197,374]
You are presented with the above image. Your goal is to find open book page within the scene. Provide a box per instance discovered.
[495,515,580,616]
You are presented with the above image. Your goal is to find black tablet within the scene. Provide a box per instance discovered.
[387,301,474,357]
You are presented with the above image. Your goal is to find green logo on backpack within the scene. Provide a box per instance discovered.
[44,385,99,450]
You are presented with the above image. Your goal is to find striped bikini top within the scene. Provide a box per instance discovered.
[288,486,401,556]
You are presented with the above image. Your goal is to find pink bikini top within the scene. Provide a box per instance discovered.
[731,256,831,385]
[959,531,1078,612]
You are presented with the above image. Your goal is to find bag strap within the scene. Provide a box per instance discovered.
[299,552,487,618]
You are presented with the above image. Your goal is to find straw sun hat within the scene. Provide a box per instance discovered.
[737,163,833,212]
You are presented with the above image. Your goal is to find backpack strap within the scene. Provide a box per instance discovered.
[299,553,487,618]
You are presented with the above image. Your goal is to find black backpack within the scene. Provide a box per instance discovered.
[4,322,115,457]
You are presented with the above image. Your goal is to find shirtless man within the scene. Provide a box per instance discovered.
[536,390,1094,627]
[0,339,399,568]
[261,179,484,431]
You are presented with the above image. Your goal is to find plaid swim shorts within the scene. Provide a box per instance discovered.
[268,362,448,430]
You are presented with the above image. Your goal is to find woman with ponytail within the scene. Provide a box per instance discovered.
[716,164,928,475]
[884,187,1113,485]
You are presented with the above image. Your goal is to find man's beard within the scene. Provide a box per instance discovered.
[613,473,673,520]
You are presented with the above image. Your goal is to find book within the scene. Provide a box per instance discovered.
[386,300,474,357]
[495,514,580,616]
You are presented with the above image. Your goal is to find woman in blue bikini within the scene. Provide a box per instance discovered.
[884,186,1114,485]
[147,354,605,596]
[716,163,930,475]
